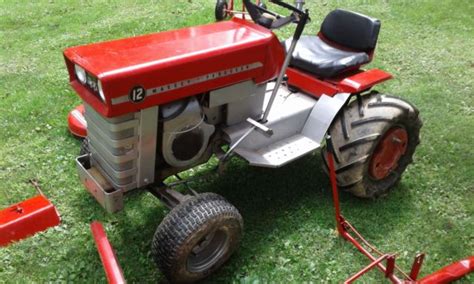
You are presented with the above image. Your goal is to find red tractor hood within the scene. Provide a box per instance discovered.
[64,18,284,117]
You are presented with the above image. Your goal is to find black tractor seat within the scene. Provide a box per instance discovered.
[283,36,370,78]
[284,9,381,78]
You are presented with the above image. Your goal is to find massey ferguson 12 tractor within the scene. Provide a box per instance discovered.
[64,1,424,282]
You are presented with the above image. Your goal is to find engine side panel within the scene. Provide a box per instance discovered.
[208,80,266,126]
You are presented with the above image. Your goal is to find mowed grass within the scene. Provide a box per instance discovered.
[1,0,473,282]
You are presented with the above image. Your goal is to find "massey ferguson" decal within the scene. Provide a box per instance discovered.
[111,62,263,105]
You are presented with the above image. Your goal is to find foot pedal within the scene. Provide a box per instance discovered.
[246,118,273,136]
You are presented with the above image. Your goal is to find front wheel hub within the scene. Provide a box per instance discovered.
[187,228,229,273]
[369,127,408,180]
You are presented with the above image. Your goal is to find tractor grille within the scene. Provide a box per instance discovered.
[84,104,140,191]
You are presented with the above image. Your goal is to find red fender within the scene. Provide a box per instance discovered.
[287,68,393,99]
[67,104,87,138]
[337,69,393,94]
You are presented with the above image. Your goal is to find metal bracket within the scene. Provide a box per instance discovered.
[409,253,425,280]
[76,154,124,213]
[147,170,218,209]
[174,174,199,196]
[137,106,159,188]
[148,186,191,209]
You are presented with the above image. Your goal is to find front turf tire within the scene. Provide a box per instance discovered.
[322,93,422,198]
[152,193,243,283]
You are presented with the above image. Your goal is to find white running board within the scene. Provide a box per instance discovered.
[235,134,320,168]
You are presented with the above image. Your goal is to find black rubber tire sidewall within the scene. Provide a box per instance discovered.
[151,193,243,283]
[322,93,422,198]
[215,0,228,21]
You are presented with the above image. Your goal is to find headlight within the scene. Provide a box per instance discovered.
[74,64,86,84]
[74,64,105,103]
[98,80,106,102]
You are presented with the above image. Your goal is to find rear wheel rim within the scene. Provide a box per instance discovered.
[369,127,408,180]
[187,228,229,273]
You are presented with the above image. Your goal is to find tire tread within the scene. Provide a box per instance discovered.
[151,193,242,282]
[322,93,422,198]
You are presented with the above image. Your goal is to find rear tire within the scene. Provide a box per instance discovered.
[152,193,243,283]
[215,0,228,21]
[322,93,422,198]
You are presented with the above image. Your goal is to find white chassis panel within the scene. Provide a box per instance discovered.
[224,84,350,168]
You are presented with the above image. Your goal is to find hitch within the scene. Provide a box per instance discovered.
[325,136,473,283]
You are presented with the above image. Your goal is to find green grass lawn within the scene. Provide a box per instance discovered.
[1,0,473,282]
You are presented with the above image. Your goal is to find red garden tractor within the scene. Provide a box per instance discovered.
[64,0,426,282]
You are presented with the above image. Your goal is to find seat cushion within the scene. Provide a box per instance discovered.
[283,36,370,78]
[321,9,381,52]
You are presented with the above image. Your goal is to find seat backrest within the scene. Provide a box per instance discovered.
[321,9,381,51]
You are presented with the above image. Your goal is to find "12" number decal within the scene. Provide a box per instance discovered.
[129,86,146,103]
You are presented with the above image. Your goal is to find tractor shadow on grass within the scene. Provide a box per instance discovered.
[71,151,415,283]
[197,153,416,282]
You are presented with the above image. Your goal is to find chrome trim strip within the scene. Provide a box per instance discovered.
[136,106,159,187]
[111,62,263,105]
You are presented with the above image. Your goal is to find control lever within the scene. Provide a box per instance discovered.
[269,0,305,16]
[295,0,305,10]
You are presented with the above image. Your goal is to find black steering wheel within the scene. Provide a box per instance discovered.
[243,0,307,30]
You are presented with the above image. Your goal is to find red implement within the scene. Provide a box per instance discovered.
[67,104,87,138]
[419,256,474,284]
[326,136,473,283]
[0,195,60,246]
[90,221,125,284]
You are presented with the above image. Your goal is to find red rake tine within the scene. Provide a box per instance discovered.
[90,221,126,284]
[419,256,474,284]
